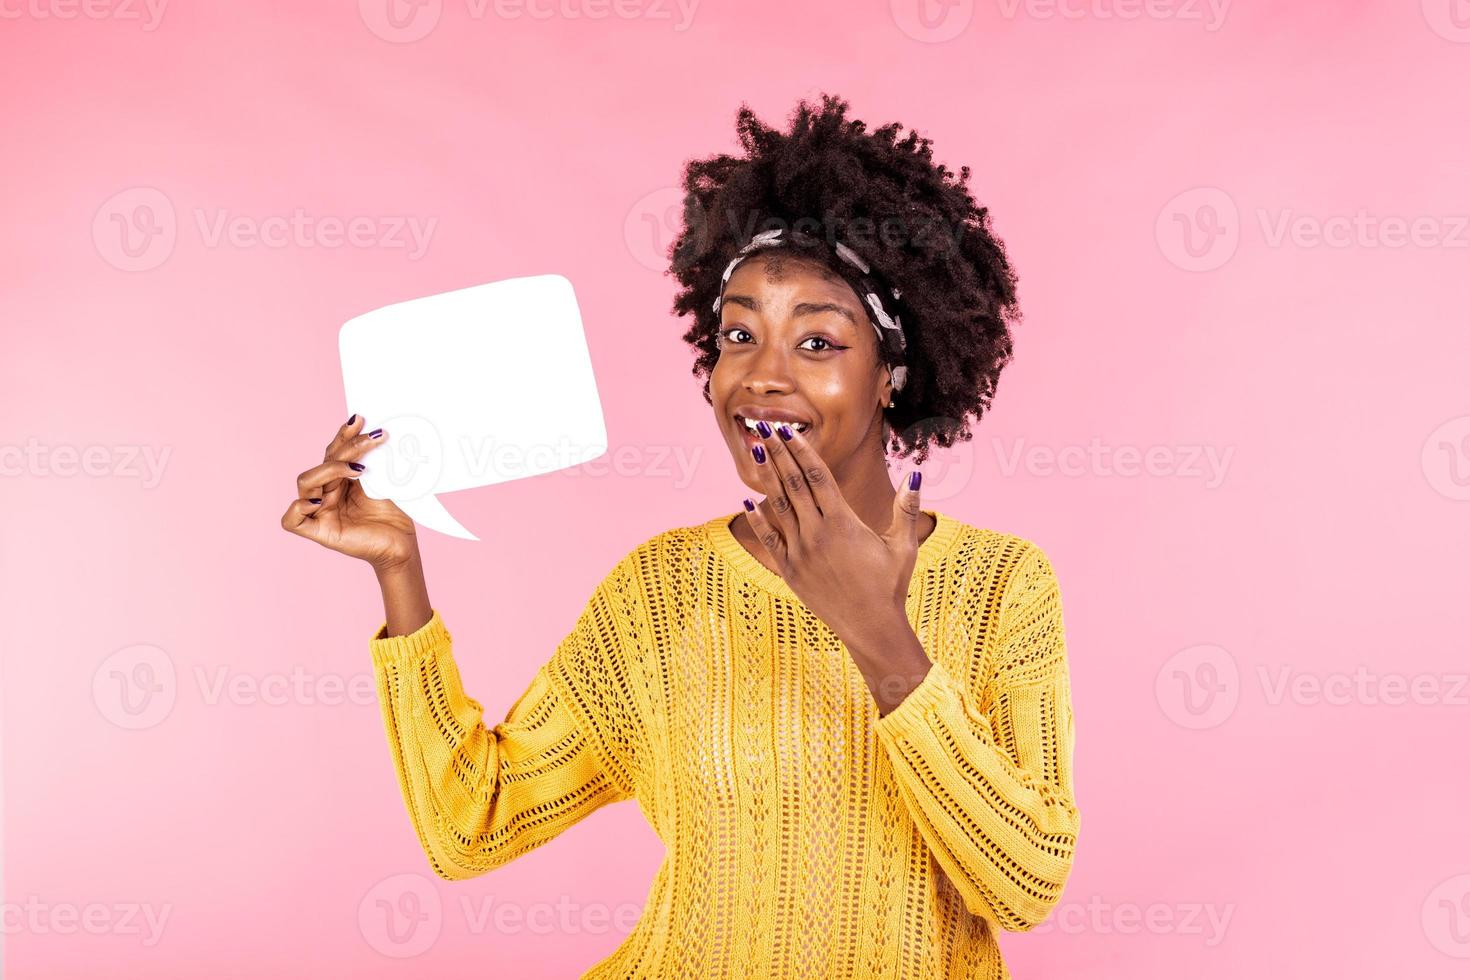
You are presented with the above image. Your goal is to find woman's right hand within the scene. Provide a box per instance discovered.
[280,415,420,571]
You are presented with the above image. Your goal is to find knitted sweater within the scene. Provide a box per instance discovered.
[368,509,1079,979]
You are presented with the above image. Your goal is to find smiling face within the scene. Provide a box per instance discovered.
[711,250,895,494]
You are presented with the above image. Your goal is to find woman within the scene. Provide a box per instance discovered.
[282,93,1079,979]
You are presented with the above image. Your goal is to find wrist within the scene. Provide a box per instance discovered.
[373,547,422,580]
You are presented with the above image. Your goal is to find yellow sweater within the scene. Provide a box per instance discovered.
[368,509,1079,979]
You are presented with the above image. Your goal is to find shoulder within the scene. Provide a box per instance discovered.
[940,515,1063,605]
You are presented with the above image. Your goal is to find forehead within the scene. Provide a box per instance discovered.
[724,251,862,306]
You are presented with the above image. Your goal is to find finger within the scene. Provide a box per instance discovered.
[297,458,366,502]
[888,469,923,550]
[750,434,799,546]
[771,422,844,518]
[280,498,327,542]
[757,420,821,535]
[321,425,387,506]
[324,413,365,462]
[741,496,787,570]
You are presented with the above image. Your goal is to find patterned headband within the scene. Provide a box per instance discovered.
[711,227,909,392]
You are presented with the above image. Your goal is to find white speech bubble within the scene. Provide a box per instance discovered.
[339,274,607,540]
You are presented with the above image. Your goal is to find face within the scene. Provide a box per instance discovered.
[711,251,893,494]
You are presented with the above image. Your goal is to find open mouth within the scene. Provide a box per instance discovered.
[734,414,812,447]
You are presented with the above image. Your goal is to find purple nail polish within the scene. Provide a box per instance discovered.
[368,428,383,438]
[752,444,766,464]
[755,419,772,438]
[777,423,793,441]
[346,414,356,426]
[349,461,365,472]
[743,498,755,511]
[909,470,921,491]
[308,497,322,504]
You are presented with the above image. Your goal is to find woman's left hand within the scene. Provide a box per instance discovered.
[742,422,923,645]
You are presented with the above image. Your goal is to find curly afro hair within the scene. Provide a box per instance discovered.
[667,92,1023,465]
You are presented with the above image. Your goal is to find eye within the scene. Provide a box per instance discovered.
[718,326,752,347]
[798,336,846,353]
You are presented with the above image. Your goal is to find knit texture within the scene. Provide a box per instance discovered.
[368,509,1079,979]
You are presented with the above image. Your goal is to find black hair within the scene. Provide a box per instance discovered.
[667,92,1023,465]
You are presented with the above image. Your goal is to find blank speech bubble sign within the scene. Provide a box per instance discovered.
[339,274,606,541]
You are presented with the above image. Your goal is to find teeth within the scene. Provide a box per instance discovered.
[741,416,808,433]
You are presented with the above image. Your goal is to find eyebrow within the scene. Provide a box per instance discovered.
[721,295,857,325]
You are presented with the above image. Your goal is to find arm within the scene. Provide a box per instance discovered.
[368,558,639,882]
[872,540,1080,931]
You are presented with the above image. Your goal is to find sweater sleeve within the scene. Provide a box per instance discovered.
[872,540,1080,931]
[368,574,639,882]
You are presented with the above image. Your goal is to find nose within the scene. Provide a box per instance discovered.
[741,337,797,396]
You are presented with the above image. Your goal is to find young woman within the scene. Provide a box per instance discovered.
[282,93,1079,979]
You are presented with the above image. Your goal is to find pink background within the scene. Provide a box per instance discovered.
[4,2,1470,977]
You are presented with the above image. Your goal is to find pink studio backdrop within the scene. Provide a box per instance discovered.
[4,3,1469,978]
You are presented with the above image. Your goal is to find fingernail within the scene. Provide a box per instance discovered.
[777,423,793,441]
[743,498,755,511]
[755,419,772,438]
[349,462,365,472]
[368,428,383,438]
[909,470,921,491]
[346,414,357,426]
[752,444,766,464]
[308,497,322,504]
